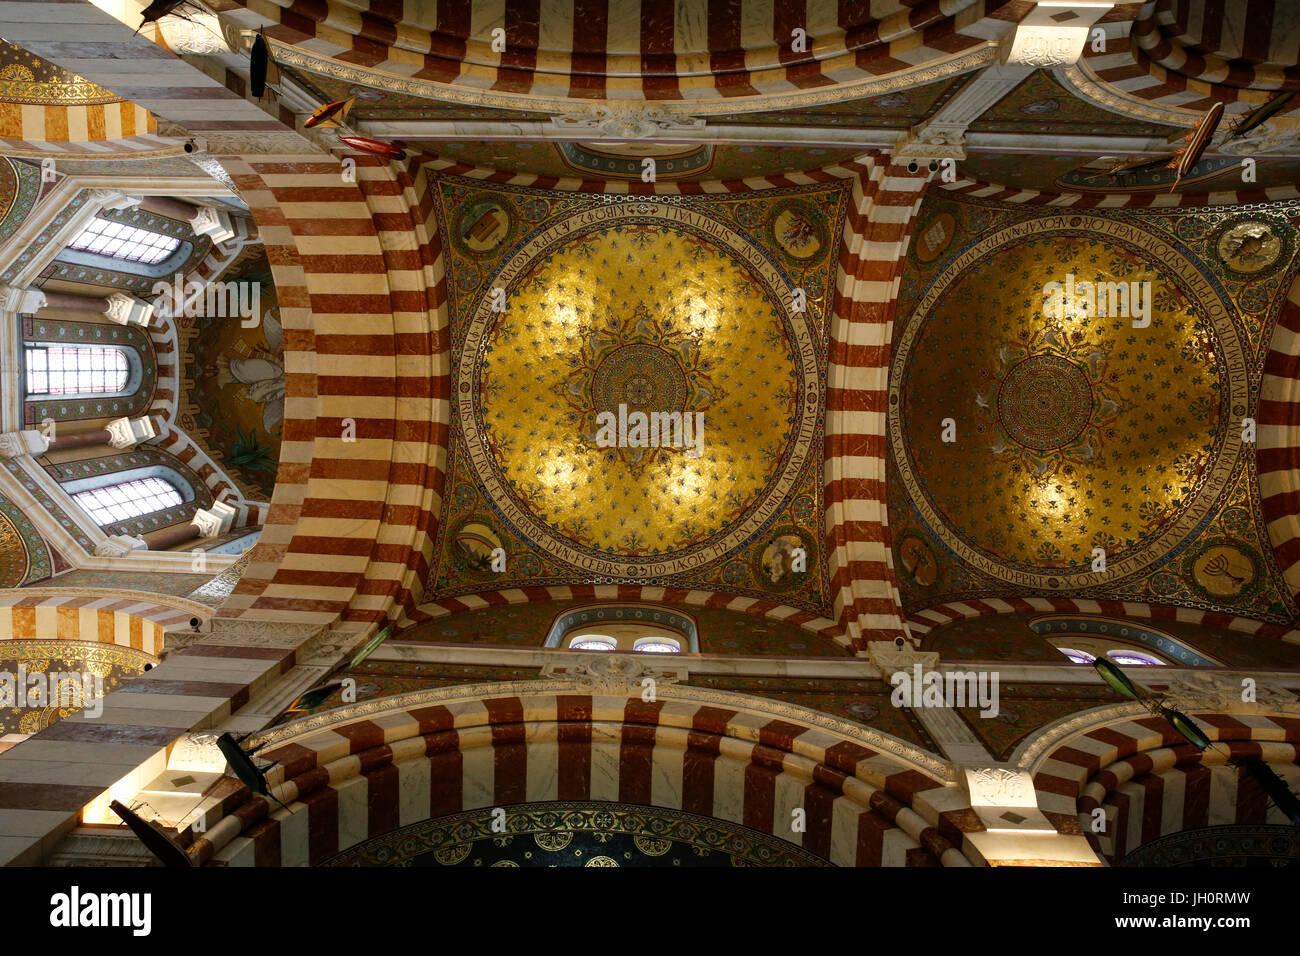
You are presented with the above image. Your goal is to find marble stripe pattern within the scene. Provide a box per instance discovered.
[405,586,841,641]
[0,2,292,138]
[826,156,929,651]
[224,0,1011,103]
[181,690,978,866]
[1092,0,1300,112]
[0,601,171,655]
[906,598,1300,643]
[1258,279,1300,605]
[0,100,152,145]
[1081,744,1300,863]
[209,153,447,634]
[1031,713,1300,847]
[0,133,179,159]
[0,590,216,652]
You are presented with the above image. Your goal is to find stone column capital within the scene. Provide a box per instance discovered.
[105,416,156,450]
[189,206,237,245]
[0,430,50,458]
[0,285,47,314]
[94,534,148,557]
[191,500,237,538]
[104,293,154,327]
[86,189,142,212]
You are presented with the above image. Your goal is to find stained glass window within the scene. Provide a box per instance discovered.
[1108,650,1163,666]
[569,635,616,652]
[634,638,681,654]
[72,477,182,525]
[68,216,180,265]
[25,346,128,395]
[1058,648,1095,664]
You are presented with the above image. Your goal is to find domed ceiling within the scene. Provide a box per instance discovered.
[430,177,842,612]
[889,195,1300,623]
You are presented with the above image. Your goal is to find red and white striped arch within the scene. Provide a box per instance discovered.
[1085,0,1300,113]
[404,585,841,640]
[1259,272,1300,604]
[180,684,976,867]
[1031,711,1300,862]
[222,0,1012,107]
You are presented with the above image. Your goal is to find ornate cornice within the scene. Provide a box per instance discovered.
[6,586,211,621]
[270,41,996,118]
[1055,63,1195,127]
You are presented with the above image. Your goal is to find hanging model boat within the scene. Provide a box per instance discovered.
[1170,101,1225,191]
[305,96,357,129]
[249,30,271,99]
[1227,91,1295,140]
[338,135,406,160]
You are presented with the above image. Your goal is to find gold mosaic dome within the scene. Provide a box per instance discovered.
[458,203,821,576]
[891,214,1249,589]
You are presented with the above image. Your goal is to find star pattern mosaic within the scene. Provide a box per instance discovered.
[889,194,1300,624]
[427,177,846,614]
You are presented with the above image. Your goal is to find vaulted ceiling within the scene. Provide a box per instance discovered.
[3,0,1300,654]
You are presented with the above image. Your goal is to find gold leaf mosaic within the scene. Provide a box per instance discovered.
[429,178,846,614]
[889,196,1300,623]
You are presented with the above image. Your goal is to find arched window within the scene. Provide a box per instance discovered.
[1057,648,1096,664]
[568,634,616,652]
[72,477,182,526]
[546,604,700,653]
[68,217,180,265]
[1107,650,1164,667]
[633,637,681,654]
[1051,638,1169,666]
[25,345,129,396]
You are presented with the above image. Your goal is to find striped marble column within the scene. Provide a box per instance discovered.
[826,154,931,651]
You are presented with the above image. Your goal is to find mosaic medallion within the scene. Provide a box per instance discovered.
[455,200,513,255]
[594,344,684,409]
[321,801,829,867]
[1214,217,1287,278]
[459,202,820,577]
[996,353,1094,451]
[567,303,716,476]
[1186,538,1260,600]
